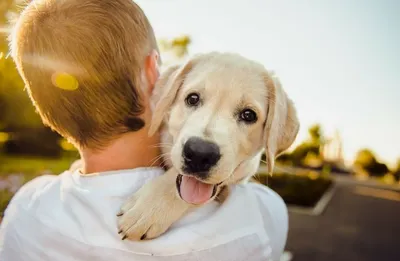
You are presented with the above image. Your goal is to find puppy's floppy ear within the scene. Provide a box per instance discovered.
[148,60,195,137]
[263,73,300,174]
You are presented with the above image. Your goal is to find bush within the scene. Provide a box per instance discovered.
[0,174,25,216]
[0,190,13,217]
[301,163,351,175]
[354,149,389,177]
[4,128,62,157]
[255,172,333,207]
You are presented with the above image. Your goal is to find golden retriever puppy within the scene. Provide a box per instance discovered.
[117,52,299,240]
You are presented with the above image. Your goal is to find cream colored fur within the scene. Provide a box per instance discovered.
[117,52,299,240]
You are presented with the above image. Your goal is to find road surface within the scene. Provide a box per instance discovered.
[285,181,400,261]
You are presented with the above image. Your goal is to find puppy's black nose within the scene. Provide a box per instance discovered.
[183,137,221,175]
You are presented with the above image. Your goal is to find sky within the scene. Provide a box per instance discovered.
[135,0,400,168]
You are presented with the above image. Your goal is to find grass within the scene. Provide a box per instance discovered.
[0,154,78,181]
[256,172,334,207]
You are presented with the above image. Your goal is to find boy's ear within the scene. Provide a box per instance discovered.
[263,73,300,174]
[144,50,160,95]
[148,60,195,137]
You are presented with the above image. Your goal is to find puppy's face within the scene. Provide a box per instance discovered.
[150,53,299,204]
[168,63,267,184]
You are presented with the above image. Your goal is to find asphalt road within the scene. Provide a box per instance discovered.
[285,181,400,261]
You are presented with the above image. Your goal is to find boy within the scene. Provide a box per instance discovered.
[0,0,288,260]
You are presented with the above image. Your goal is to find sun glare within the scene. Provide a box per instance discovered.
[0,26,11,34]
[51,72,79,91]
[0,132,10,143]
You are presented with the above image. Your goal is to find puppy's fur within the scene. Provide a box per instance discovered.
[117,52,299,240]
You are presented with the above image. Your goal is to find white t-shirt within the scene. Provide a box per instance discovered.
[0,167,288,261]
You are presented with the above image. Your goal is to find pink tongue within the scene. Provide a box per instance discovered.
[180,176,214,204]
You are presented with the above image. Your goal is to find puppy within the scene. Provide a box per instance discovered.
[117,52,299,240]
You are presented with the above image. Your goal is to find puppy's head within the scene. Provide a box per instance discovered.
[149,53,299,204]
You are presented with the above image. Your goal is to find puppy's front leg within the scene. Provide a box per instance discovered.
[117,168,193,240]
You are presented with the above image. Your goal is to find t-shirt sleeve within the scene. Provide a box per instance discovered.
[250,183,289,261]
[0,175,56,259]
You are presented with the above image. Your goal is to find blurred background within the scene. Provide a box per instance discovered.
[0,0,399,260]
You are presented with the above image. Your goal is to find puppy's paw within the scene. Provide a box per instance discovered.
[117,170,191,241]
[117,193,169,240]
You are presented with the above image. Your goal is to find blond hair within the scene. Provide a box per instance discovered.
[10,0,159,149]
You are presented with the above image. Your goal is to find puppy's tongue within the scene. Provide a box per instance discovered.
[180,176,214,204]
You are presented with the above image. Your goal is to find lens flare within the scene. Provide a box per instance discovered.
[51,72,79,91]
[0,132,9,143]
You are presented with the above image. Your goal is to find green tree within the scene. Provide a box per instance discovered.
[308,124,323,146]
[159,35,191,58]
[0,0,42,131]
[158,35,191,67]
[354,149,389,177]
[0,1,57,157]
[393,159,400,181]
[276,124,324,166]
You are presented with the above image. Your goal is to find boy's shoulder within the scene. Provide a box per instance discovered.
[235,182,288,231]
[237,182,289,260]
[13,174,58,199]
[4,173,62,217]
[233,182,287,213]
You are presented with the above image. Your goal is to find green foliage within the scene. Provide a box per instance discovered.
[276,124,324,167]
[395,159,400,171]
[354,149,375,166]
[308,124,323,145]
[354,149,389,177]
[392,159,400,181]
[158,35,191,58]
[158,35,192,68]
[0,0,42,131]
[0,56,42,130]
[255,172,333,207]
[0,154,78,178]
[0,189,13,216]
[321,164,331,176]
[4,128,63,157]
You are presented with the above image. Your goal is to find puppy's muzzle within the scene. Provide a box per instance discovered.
[182,137,221,177]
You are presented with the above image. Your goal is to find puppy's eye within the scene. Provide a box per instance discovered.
[240,109,257,123]
[185,93,200,107]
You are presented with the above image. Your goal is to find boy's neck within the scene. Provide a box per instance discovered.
[79,129,162,174]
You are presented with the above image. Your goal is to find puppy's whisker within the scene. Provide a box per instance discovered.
[158,142,174,145]
[149,155,165,167]
[154,157,169,168]
[156,142,174,146]
[149,155,164,167]
[149,143,173,149]
[149,152,171,167]
[150,145,171,149]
